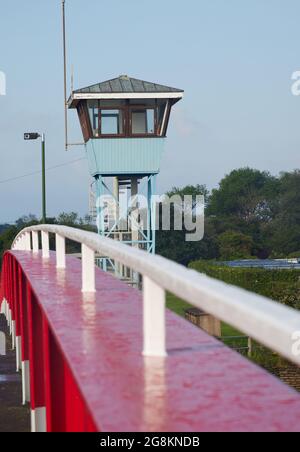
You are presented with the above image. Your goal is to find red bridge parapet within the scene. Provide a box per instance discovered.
[1,249,300,432]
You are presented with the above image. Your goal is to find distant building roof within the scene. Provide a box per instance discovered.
[73,75,184,95]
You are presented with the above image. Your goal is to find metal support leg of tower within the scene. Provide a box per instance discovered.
[96,175,107,271]
[113,177,121,277]
[94,174,157,280]
[131,176,140,285]
[149,174,157,254]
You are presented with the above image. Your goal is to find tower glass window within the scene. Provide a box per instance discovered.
[131,109,155,135]
[100,109,123,135]
[88,101,99,137]
[157,100,168,135]
[72,76,183,141]
[85,98,172,138]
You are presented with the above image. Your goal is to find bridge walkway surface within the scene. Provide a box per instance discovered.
[0,315,30,432]
[1,250,300,432]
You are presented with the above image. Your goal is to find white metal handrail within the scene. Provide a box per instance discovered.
[11,225,300,365]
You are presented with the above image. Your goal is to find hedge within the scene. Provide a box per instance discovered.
[189,261,300,310]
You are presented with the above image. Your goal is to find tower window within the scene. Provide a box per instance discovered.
[88,101,99,137]
[100,109,124,135]
[131,109,155,135]
[85,100,169,138]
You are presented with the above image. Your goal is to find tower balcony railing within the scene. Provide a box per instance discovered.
[11,225,300,364]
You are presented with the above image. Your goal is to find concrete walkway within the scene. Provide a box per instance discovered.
[0,315,30,433]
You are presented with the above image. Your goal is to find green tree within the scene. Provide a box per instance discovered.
[0,224,11,234]
[56,212,80,226]
[15,214,38,229]
[0,212,96,266]
[166,184,210,205]
[207,168,280,258]
[208,168,279,224]
[156,184,218,265]
[218,231,254,260]
[0,225,18,261]
[268,170,300,255]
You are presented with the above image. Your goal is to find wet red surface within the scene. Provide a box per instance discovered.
[4,250,300,432]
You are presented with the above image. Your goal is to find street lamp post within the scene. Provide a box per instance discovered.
[24,132,47,224]
[41,134,46,224]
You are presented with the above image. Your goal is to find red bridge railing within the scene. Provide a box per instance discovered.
[1,225,300,432]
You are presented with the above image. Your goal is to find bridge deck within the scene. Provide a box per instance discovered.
[0,315,30,432]
[9,250,300,432]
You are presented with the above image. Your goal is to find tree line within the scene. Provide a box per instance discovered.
[156,168,300,265]
[0,213,95,265]
[0,168,299,266]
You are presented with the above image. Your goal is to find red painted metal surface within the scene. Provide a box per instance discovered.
[1,250,300,432]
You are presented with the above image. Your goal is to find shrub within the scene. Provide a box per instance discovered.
[189,260,300,309]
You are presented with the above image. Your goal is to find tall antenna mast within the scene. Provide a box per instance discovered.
[61,1,84,150]
[62,0,68,151]
[71,64,74,92]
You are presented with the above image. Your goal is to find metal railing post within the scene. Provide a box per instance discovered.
[56,234,66,269]
[19,235,25,250]
[32,231,39,253]
[143,276,167,357]
[0,332,6,356]
[81,244,96,293]
[24,232,31,251]
[41,231,50,259]
[248,337,253,357]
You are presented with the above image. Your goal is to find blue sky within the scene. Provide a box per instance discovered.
[0,0,299,222]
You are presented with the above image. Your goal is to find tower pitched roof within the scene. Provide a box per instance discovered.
[73,75,183,94]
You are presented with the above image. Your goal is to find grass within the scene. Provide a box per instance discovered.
[166,293,193,318]
[166,293,289,370]
[166,292,241,337]
[220,323,242,337]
